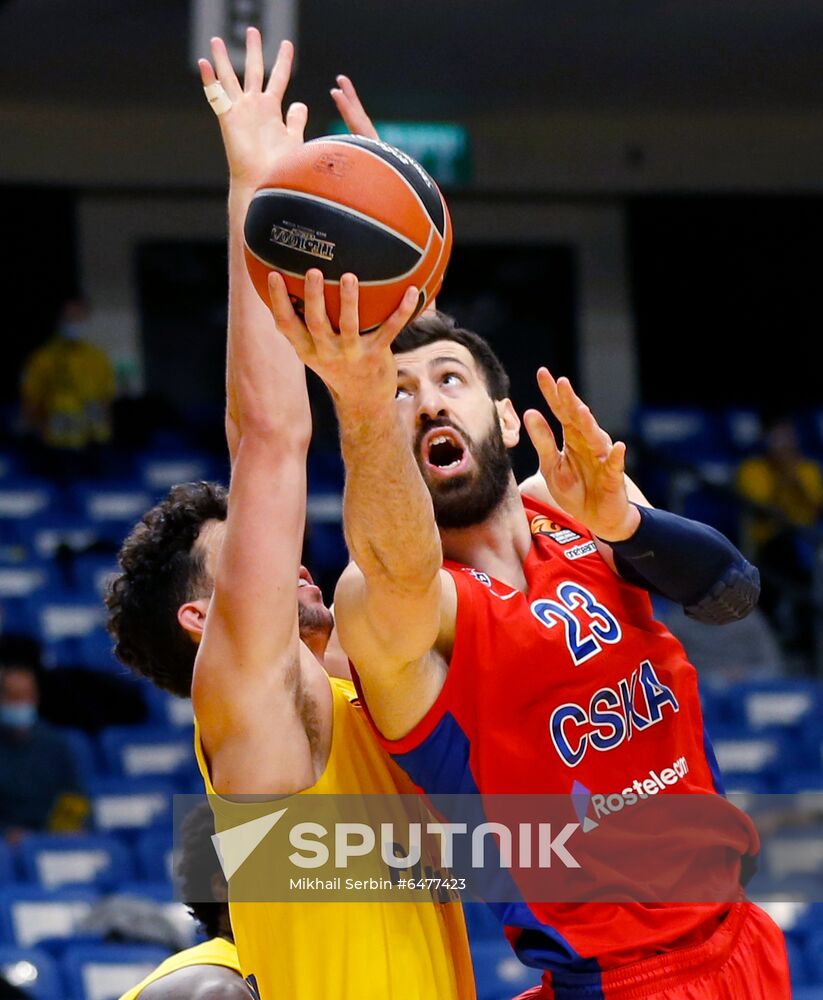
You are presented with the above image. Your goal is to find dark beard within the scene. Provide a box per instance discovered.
[298,601,334,642]
[417,413,512,529]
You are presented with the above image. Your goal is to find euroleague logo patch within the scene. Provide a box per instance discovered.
[269,221,336,261]
[530,515,581,545]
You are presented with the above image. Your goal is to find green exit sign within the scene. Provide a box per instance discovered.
[330,121,471,186]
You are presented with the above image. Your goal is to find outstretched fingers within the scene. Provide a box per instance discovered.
[209,36,243,100]
[523,408,561,472]
[198,57,217,88]
[330,74,379,140]
[243,26,265,92]
[539,368,611,460]
[265,39,295,104]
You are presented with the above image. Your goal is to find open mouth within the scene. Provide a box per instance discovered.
[422,427,469,475]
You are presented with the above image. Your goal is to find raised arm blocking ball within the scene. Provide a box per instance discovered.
[243,135,453,332]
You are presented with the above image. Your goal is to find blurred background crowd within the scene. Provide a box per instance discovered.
[2,1,823,997]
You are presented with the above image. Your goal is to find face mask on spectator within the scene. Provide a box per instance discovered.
[0,703,37,729]
[59,320,85,341]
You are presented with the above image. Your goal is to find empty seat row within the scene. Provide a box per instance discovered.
[0,941,172,1000]
[0,885,193,954]
[0,831,173,892]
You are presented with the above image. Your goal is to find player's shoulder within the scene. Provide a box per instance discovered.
[138,963,249,1000]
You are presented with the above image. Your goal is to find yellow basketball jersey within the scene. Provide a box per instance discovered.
[118,936,241,999]
[194,677,475,999]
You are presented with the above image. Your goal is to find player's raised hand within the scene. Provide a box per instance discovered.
[328,81,441,313]
[198,28,307,189]
[523,368,640,541]
[330,74,380,140]
[268,269,419,407]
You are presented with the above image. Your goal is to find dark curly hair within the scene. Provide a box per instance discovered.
[177,802,229,940]
[391,309,511,401]
[105,482,228,697]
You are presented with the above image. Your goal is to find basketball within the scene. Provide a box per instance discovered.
[243,134,453,332]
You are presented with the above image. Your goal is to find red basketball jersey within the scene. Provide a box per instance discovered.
[359,497,760,979]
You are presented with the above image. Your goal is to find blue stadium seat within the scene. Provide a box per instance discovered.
[0,841,13,885]
[732,680,821,732]
[0,595,42,637]
[160,695,194,731]
[748,871,823,903]
[73,486,152,525]
[764,827,823,884]
[99,727,195,782]
[78,627,122,673]
[17,835,133,892]
[54,727,101,787]
[680,481,740,542]
[136,453,215,493]
[804,928,823,987]
[87,777,173,836]
[0,886,98,948]
[134,829,174,884]
[470,939,542,1000]
[792,990,823,1000]
[61,942,171,1000]
[0,484,57,541]
[0,452,23,482]
[722,408,762,456]
[68,486,153,548]
[711,728,796,781]
[38,600,105,645]
[24,516,104,562]
[778,771,823,794]
[633,407,727,463]
[0,945,61,999]
[755,899,817,934]
[721,772,774,795]
[785,932,810,986]
[72,554,118,601]
[139,684,194,730]
[0,565,50,602]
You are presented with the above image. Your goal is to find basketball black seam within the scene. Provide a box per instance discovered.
[252,188,426,255]
[245,193,438,286]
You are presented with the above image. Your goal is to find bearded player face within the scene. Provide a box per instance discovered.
[394,341,518,529]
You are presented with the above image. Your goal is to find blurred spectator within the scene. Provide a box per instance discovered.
[657,600,785,687]
[39,664,148,732]
[736,414,823,658]
[0,651,88,840]
[116,803,244,999]
[20,296,116,460]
